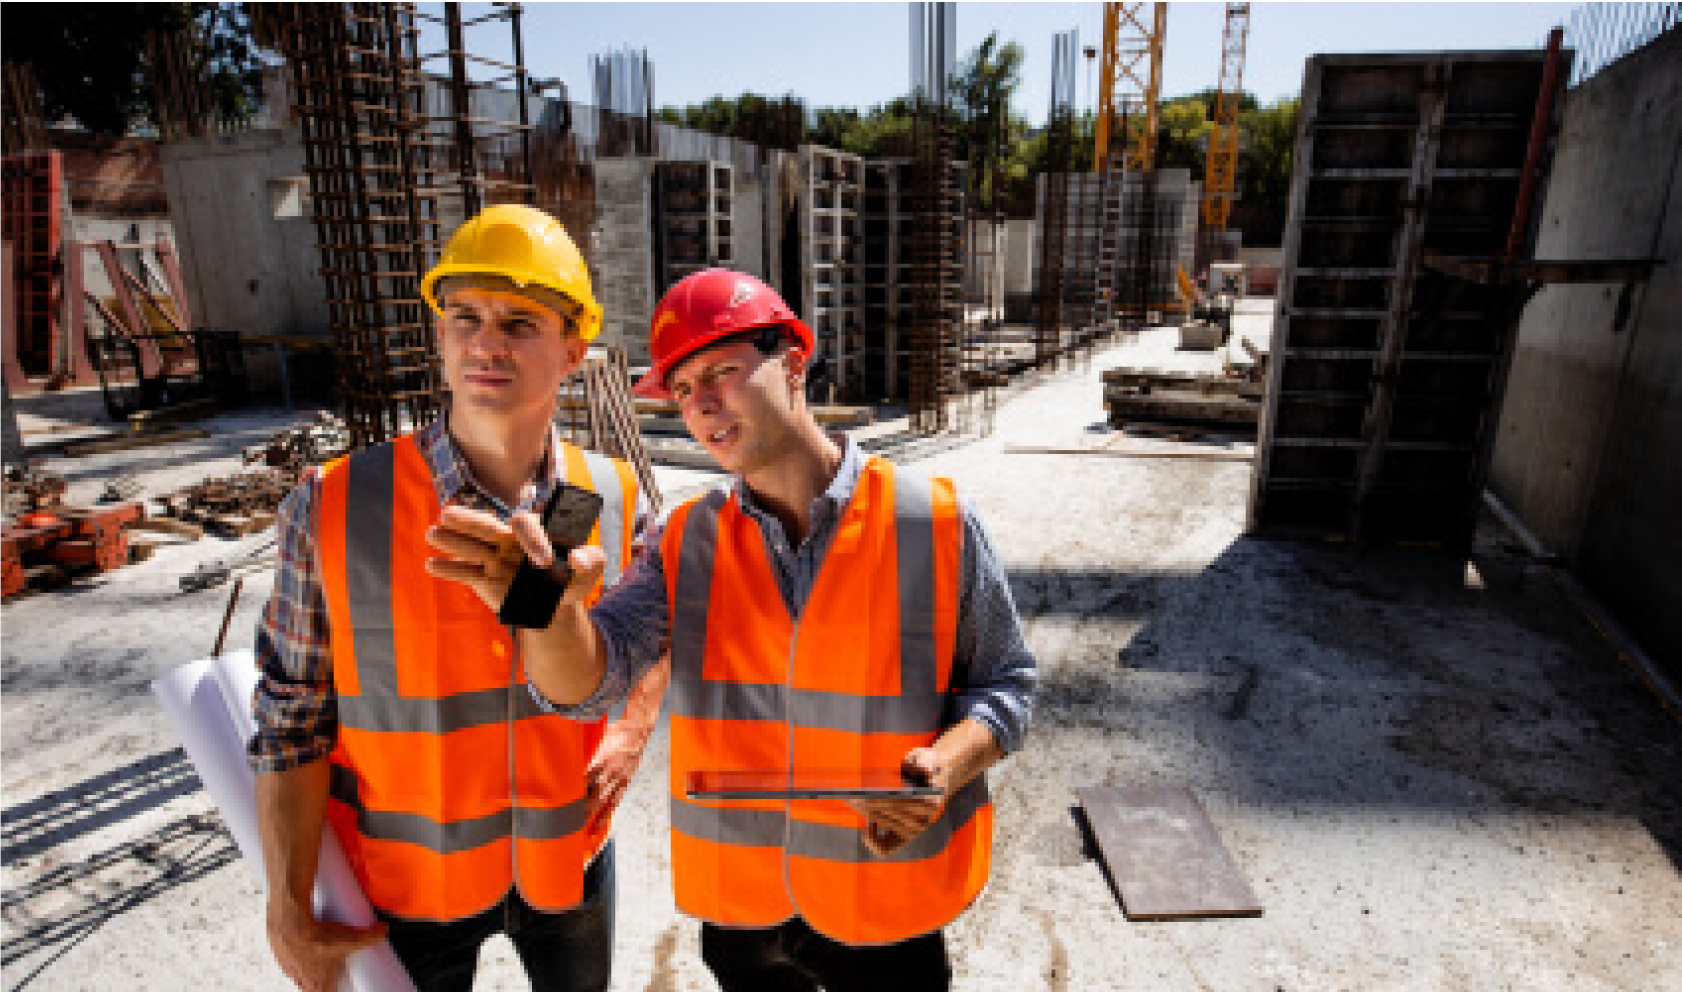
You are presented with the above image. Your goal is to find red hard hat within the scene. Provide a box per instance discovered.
[633,268,813,399]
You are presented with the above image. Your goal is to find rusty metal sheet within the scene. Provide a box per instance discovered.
[1075,784,1263,920]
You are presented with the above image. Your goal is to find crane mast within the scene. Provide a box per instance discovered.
[1093,2,1168,174]
[1202,3,1251,231]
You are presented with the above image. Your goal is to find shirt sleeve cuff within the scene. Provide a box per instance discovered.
[525,624,628,721]
[246,736,336,774]
[949,697,1023,756]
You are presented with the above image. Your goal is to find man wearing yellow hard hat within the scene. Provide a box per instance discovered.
[250,204,667,991]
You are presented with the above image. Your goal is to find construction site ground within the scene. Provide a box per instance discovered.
[4,318,1680,991]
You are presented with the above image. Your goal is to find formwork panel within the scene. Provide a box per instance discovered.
[1,151,65,384]
[798,145,865,400]
[1305,178,1406,219]
[1297,228,1397,268]
[655,159,733,290]
[1250,48,1568,547]
[1316,65,1427,119]
[1284,316,1385,350]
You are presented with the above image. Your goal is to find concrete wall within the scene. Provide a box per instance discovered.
[1237,245,1281,270]
[1489,27,1682,670]
[592,157,657,366]
[733,169,767,283]
[158,129,329,343]
[1003,219,1036,296]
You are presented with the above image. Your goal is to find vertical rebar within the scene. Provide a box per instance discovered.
[908,2,960,434]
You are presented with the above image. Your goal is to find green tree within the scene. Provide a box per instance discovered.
[952,32,1025,212]
[1232,98,1300,243]
[2,3,262,136]
[1153,93,1213,175]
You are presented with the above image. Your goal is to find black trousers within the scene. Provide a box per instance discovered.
[700,918,951,992]
[378,841,615,992]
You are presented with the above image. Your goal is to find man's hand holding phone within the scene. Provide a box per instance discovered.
[424,484,605,625]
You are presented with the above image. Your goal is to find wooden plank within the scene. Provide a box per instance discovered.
[1104,392,1261,425]
[64,428,210,457]
[127,398,219,431]
[128,517,204,540]
[1075,785,1263,920]
[1005,445,1253,462]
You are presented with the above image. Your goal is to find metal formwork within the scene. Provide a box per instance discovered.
[1249,50,1571,547]
[863,159,912,400]
[654,160,733,292]
[1041,168,1197,341]
[799,144,865,401]
[1,151,64,386]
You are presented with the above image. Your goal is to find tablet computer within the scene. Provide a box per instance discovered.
[685,769,942,800]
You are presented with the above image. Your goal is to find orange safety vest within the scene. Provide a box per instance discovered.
[317,433,639,922]
[661,456,994,945]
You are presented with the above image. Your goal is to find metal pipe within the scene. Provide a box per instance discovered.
[1504,28,1565,262]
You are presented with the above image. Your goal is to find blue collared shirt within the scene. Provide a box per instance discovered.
[532,435,1036,753]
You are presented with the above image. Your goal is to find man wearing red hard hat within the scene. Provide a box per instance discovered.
[464,267,1036,990]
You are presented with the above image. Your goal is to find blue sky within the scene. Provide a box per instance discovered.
[432,2,1579,122]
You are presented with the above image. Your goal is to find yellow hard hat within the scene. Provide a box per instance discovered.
[421,204,603,340]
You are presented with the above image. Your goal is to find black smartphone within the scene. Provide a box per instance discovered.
[497,483,604,629]
[540,483,604,568]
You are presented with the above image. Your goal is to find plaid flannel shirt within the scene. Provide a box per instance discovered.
[247,414,643,772]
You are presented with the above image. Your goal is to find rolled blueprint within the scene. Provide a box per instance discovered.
[152,650,416,992]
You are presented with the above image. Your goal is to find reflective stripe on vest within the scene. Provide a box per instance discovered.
[662,457,995,945]
[319,434,637,922]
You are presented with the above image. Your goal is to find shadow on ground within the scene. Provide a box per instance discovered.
[1012,520,1682,874]
[2,750,239,987]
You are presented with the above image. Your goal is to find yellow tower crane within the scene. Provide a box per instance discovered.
[1201,3,1251,231]
[1093,2,1168,174]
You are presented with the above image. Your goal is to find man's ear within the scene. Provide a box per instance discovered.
[785,347,808,380]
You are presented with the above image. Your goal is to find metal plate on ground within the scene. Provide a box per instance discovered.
[1075,785,1263,920]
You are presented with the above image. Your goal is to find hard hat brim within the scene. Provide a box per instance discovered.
[632,316,813,401]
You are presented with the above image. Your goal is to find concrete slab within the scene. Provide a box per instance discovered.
[4,338,1679,990]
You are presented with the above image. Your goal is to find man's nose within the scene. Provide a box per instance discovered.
[464,323,511,356]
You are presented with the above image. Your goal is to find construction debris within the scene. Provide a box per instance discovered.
[179,535,279,594]
[2,462,67,517]
[241,411,351,485]
[99,474,144,504]
[1102,365,1262,432]
[2,501,146,598]
[158,473,288,537]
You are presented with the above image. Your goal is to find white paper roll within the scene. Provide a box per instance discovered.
[152,651,416,992]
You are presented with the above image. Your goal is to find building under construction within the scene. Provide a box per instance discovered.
[3,3,1681,988]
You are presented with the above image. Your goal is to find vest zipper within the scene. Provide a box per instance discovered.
[782,603,802,919]
[507,623,522,910]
